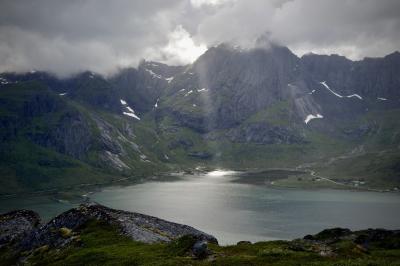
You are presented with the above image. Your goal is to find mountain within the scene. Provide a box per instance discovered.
[1,43,400,194]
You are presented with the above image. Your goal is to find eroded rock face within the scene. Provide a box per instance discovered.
[226,123,306,144]
[0,210,41,248]
[293,227,400,257]
[0,203,218,253]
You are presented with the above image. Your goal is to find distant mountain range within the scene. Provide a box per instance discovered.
[1,43,400,194]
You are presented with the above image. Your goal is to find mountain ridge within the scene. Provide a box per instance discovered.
[1,43,400,193]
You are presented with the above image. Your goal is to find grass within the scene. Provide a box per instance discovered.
[245,100,294,126]
[2,79,400,194]
[15,220,400,266]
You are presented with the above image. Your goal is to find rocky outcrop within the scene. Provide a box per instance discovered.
[302,51,400,101]
[226,123,306,144]
[0,210,40,248]
[0,203,218,253]
[27,110,93,160]
[292,227,400,257]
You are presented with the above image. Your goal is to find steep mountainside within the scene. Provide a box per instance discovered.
[1,43,400,193]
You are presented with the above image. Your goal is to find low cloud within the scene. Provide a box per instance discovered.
[0,0,399,76]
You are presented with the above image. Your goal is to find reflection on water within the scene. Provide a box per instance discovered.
[0,169,399,245]
[91,170,400,245]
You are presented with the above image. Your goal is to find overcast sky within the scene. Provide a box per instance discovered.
[0,0,399,76]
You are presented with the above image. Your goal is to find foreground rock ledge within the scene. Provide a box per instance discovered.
[0,202,218,252]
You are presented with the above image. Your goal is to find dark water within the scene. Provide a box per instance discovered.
[91,170,400,245]
[1,170,399,245]
[0,195,76,221]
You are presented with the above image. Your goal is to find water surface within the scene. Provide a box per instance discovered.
[1,170,399,245]
[91,171,400,245]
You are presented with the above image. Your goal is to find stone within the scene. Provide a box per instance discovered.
[192,240,209,259]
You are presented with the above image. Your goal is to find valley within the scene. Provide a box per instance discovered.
[1,44,400,195]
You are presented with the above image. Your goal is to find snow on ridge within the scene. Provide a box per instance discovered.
[377,97,388,101]
[145,68,162,79]
[319,81,363,100]
[0,77,10,85]
[184,90,193,97]
[197,88,208,92]
[346,94,363,100]
[305,114,323,124]
[319,81,343,98]
[120,99,140,120]
[165,76,174,83]
[123,112,140,120]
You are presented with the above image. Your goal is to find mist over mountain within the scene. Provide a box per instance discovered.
[2,1,400,265]
[1,42,399,194]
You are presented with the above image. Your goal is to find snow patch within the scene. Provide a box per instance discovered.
[197,88,208,92]
[121,99,140,120]
[59,92,67,96]
[346,94,363,100]
[319,81,343,98]
[145,69,162,79]
[126,106,134,113]
[0,77,10,85]
[123,112,140,120]
[154,98,159,108]
[305,114,323,124]
[319,81,363,100]
[165,76,174,83]
[309,89,316,95]
[377,97,388,101]
[184,90,193,97]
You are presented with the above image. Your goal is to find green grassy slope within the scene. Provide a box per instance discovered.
[4,220,399,266]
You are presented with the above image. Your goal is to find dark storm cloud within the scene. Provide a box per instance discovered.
[0,0,399,76]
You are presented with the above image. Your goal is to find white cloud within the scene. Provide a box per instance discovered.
[0,0,399,76]
[190,0,236,8]
[158,25,207,65]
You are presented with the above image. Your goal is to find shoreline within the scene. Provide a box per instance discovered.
[0,167,399,201]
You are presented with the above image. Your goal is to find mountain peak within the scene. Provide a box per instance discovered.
[384,50,400,59]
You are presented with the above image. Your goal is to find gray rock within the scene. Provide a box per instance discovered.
[192,240,209,259]
[0,210,41,248]
[1,203,218,252]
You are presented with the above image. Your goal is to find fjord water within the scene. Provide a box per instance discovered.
[0,170,399,245]
[90,170,400,245]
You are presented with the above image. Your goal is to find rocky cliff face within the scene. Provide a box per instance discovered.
[1,43,400,192]
[302,51,400,100]
[0,203,217,254]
